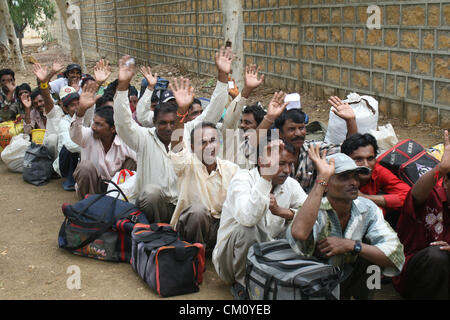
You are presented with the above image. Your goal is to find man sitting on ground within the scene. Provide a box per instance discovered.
[341,133,411,229]
[167,77,239,254]
[70,81,136,199]
[393,130,450,300]
[287,149,405,300]
[213,133,307,300]
[113,48,233,223]
[22,89,47,135]
[0,68,18,122]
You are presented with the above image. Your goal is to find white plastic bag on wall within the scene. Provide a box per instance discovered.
[324,92,379,145]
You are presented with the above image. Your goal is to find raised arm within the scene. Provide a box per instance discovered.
[136,65,158,127]
[255,91,288,145]
[70,81,99,148]
[290,144,335,241]
[21,93,33,134]
[113,56,148,151]
[328,96,357,138]
[32,63,56,115]
[170,77,195,152]
[412,130,450,206]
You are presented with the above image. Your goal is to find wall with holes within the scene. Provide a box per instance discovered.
[48,0,450,127]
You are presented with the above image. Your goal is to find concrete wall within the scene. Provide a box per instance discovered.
[49,0,450,127]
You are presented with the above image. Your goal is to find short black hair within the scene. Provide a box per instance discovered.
[30,88,42,101]
[274,108,307,130]
[0,69,15,80]
[81,74,95,88]
[95,106,114,128]
[190,121,218,145]
[189,98,202,110]
[341,133,379,157]
[95,94,114,110]
[243,103,266,125]
[153,102,178,122]
[15,83,32,99]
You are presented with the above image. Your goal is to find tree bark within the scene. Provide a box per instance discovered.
[54,0,86,71]
[0,0,25,70]
[221,0,244,90]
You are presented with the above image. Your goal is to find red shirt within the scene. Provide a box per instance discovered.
[360,163,411,213]
[392,185,450,295]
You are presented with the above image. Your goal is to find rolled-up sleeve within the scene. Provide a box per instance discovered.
[69,114,91,148]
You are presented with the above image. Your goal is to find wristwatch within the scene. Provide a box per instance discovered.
[353,240,362,255]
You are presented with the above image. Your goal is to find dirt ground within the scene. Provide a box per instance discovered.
[0,40,443,301]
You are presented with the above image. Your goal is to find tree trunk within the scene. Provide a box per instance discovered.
[0,19,10,62]
[54,0,86,71]
[0,0,25,70]
[221,0,244,90]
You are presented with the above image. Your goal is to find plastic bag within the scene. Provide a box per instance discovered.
[427,143,444,161]
[0,120,24,152]
[324,93,379,145]
[368,123,399,156]
[23,142,54,186]
[106,169,137,204]
[1,133,31,172]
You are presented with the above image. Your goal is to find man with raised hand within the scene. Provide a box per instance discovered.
[213,133,307,300]
[287,147,404,300]
[70,81,136,199]
[113,55,179,223]
[136,46,233,147]
[393,130,450,300]
[221,64,266,169]
[167,77,239,254]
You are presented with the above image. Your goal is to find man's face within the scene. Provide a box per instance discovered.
[349,145,376,184]
[67,69,81,83]
[1,74,15,91]
[280,119,306,150]
[91,114,115,140]
[186,103,202,122]
[271,149,296,186]
[64,98,79,117]
[32,94,45,114]
[327,171,360,201]
[191,126,220,167]
[239,113,258,132]
[155,112,177,144]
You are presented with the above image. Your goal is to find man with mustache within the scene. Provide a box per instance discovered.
[221,64,265,169]
[393,130,450,300]
[288,149,405,299]
[113,48,233,223]
[49,63,83,96]
[341,133,411,229]
[167,77,239,254]
[213,137,307,300]
[70,81,136,199]
[257,95,358,193]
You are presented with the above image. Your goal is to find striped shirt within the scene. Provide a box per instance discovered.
[292,140,340,193]
[286,196,405,278]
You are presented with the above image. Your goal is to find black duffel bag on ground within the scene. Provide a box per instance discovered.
[58,181,148,262]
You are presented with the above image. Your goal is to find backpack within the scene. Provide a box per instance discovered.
[131,223,205,297]
[245,240,342,300]
[58,183,148,262]
[377,139,440,186]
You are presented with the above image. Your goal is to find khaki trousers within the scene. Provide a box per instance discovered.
[135,184,176,224]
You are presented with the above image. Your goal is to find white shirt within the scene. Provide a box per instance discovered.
[212,168,307,270]
[53,114,81,175]
[113,90,179,205]
[49,78,82,96]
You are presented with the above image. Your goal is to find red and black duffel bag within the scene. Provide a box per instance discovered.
[131,223,205,297]
[378,139,440,186]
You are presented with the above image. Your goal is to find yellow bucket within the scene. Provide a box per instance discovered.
[31,129,46,144]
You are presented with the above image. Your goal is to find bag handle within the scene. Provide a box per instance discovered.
[102,178,129,203]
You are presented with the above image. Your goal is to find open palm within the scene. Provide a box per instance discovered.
[140,66,158,89]
[32,63,49,83]
[267,91,288,121]
[245,64,264,89]
[215,46,234,74]
[329,96,355,121]
[94,59,112,84]
[118,55,135,83]
[169,77,194,110]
